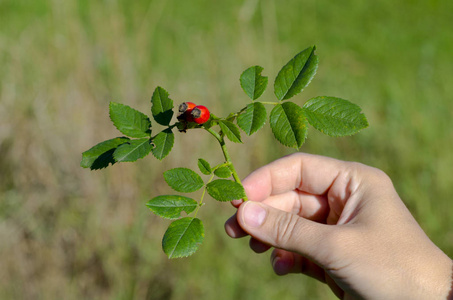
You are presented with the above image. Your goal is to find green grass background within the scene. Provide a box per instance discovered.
[1,0,452,299]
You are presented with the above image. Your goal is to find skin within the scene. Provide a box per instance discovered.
[225,153,453,299]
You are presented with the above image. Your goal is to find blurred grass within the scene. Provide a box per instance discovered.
[0,0,452,299]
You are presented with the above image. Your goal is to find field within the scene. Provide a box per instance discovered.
[1,0,452,299]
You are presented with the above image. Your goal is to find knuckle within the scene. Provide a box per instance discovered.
[355,161,390,181]
[345,161,394,189]
[372,167,393,185]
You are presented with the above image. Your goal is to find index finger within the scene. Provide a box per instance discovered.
[242,152,345,203]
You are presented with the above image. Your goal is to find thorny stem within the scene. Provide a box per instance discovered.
[206,127,248,201]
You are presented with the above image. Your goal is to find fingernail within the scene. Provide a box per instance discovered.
[243,202,266,228]
[272,255,281,270]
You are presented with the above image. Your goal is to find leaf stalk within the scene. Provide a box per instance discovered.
[206,127,248,201]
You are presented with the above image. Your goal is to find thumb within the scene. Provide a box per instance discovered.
[237,201,330,262]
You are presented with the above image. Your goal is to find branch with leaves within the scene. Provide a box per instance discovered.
[81,46,368,258]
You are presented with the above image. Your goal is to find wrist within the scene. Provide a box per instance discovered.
[412,255,452,300]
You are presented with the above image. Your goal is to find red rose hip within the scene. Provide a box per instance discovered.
[191,105,210,124]
[177,102,196,122]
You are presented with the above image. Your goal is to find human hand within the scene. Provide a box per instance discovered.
[225,153,452,299]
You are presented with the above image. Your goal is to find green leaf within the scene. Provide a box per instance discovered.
[162,217,204,258]
[274,46,318,101]
[240,66,268,100]
[237,102,267,135]
[81,137,130,170]
[151,86,174,126]
[146,195,198,219]
[201,117,215,129]
[206,179,246,202]
[109,102,152,138]
[269,102,308,149]
[151,128,174,160]
[219,120,242,143]
[164,168,204,193]
[113,138,152,162]
[303,96,369,137]
[198,159,212,175]
[214,166,232,178]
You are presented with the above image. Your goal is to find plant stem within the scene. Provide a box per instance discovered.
[230,101,278,120]
[206,127,248,201]
[258,101,279,105]
[150,123,179,140]
[193,174,214,218]
[206,127,222,141]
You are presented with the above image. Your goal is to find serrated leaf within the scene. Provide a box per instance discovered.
[274,46,318,101]
[146,195,198,219]
[81,137,130,170]
[206,179,246,202]
[162,217,204,258]
[214,166,232,178]
[219,120,242,143]
[303,96,369,137]
[109,102,152,138]
[240,66,268,100]
[237,102,267,135]
[270,102,308,149]
[164,168,204,193]
[113,138,152,162]
[198,159,212,175]
[151,128,174,160]
[151,86,174,126]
